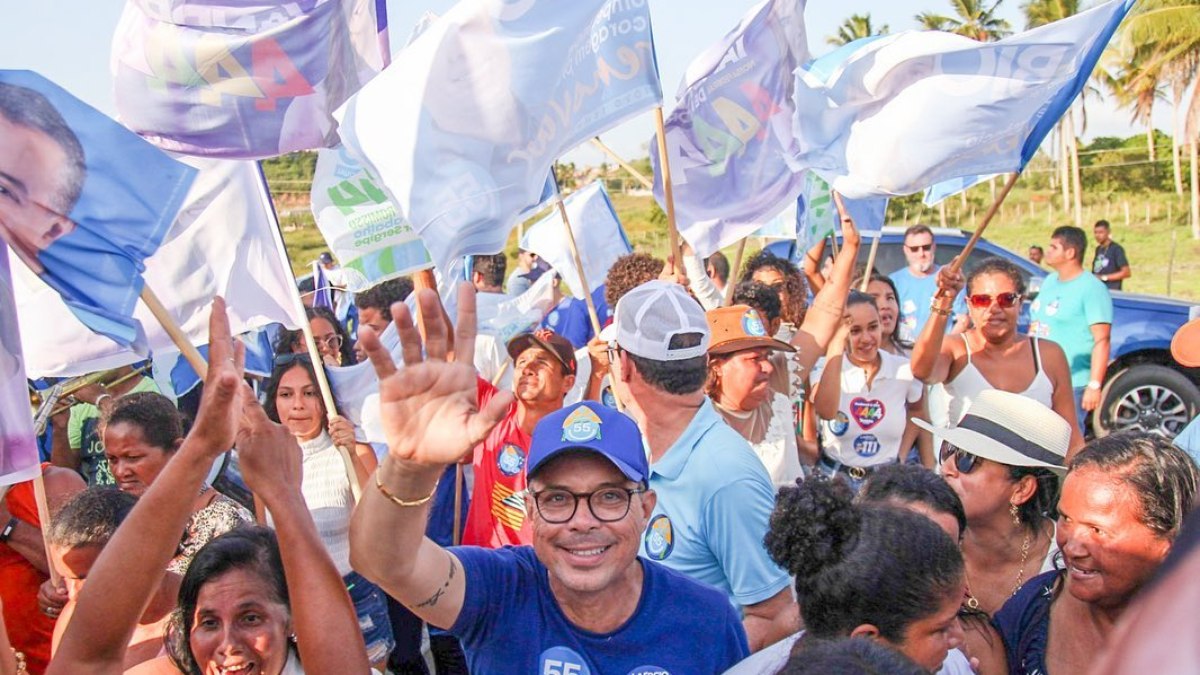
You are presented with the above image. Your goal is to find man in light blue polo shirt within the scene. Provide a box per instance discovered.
[608,280,797,652]
[1030,225,1113,434]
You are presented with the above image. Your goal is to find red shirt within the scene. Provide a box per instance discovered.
[462,378,533,548]
[1,465,54,674]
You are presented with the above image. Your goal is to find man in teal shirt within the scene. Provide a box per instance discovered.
[1030,226,1113,437]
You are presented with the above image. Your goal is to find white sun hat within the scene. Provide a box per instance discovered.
[913,389,1070,472]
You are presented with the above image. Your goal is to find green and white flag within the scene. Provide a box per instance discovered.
[311,146,432,291]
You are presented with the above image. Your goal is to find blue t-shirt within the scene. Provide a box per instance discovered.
[1029,272,1113,387]
[640,399,792,607]
[1174,417,1200,467]
[889,266,967,343]
[992,570,1060,675]
[449,546,748,674]
[541,286,611,350]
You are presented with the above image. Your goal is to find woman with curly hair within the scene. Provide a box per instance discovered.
[725,478,969,674]
[740,250,808,330]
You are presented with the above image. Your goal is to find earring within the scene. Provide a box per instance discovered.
[1009,502,1021,526]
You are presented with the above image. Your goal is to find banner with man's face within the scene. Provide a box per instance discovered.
[0,70,196,349]
[0,244,38,487]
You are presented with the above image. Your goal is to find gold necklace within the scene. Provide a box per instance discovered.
[964,530,1033,611]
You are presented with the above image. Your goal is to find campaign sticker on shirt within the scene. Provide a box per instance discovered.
[849,397,885,430]
[601,386,618,410]
[1045,299,1060,317]
[742,309,767,337]
[497,443,525,476]
[546,310,561,328]
[562,406,603,443]
[854,434,881,457]
[539,646,591,675]
[1093,256,1108,274]
[829,412,850,436]
[627,667,671,675]
[644,514,674,561]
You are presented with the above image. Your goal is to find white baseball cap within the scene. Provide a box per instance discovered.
[612,280,709,361]
[913,389,1070,473]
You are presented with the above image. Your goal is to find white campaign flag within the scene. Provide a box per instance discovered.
[519,183,632,300]
[789,0,1135,199]
[15,157,304,377]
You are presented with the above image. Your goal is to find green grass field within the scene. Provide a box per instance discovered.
[278,182,1200,301]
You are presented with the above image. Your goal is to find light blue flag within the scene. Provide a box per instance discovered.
[789,0,1136,200]
[652,0,810,257]
[795,173,887,252]
[519,182,632,300]
[334,0,662,271]
[0,70,196,349]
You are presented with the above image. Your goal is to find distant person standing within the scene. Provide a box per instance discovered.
[706,251,730,294]
[1092,219,1131,290]
[1031,225,1113,436]
[889,225,967,343]
[1028,245,1044,265]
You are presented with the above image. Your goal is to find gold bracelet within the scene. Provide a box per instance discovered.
[375,473,438,507]
[930,304,953,317]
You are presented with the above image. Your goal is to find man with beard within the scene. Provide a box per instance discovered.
[462,328,576,548]
[890,225,967,342]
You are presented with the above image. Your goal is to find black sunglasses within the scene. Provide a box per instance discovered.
[274,352,312,367]
[939,443,980,474]
[905,243,933,252]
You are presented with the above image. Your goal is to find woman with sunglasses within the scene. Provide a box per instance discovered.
[276,306,356,367]
[914,390,1067,618]
[810,292,929,490]
[993,432,1197,675]
[262,351,393,668]
[911,257,1083,453]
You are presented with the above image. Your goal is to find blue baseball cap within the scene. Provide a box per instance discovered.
[526,401,648,483]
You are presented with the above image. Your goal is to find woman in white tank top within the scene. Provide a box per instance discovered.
[911,258,1084,454]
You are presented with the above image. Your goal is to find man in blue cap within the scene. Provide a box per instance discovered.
[350,285,748,674]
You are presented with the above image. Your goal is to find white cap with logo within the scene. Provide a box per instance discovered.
[612,280,710,361]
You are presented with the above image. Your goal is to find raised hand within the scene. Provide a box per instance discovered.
[359,283,512,468]
[188,298,246,458]
[935,259,966,301]
[832,192,861,250]
[236,384,302,502]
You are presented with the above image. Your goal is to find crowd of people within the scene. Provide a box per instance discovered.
[4,204,1200,675]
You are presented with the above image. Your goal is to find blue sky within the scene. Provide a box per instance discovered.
[0,0,1163,166]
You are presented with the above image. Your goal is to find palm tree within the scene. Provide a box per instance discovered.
[914,0,1012,41]
[1121,0,1200,237]
[827,14,889,46]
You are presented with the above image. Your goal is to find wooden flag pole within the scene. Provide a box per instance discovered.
[556,194,603,337]
[723,239,748,306]
[255,165,362,503]
[859,234,882,292]
[947,172,1021,275]
[591,137,655,191]
[32,470,61,587]
[140,285,208,378]
[653,108,683,271]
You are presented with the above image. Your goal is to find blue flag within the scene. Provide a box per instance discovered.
[652,0,810,257]
[789,0,1135,199]
[520,182,632,300]
[334,0,662,271]
[0,70,196,349]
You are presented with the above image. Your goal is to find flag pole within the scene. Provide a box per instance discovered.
[591,137,655,191]
[553,186,603,337]
[947,172,1021,275]
[653,108,683,271]
[859,235,881,292]
[32,469,61,588]
[140,284,209,377]
[255,164,362,503]
[723,239,748,306]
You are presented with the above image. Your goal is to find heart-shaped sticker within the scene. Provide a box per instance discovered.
[849,397,886,430]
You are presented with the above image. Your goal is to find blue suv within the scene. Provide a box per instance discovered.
[766,227,1200,439]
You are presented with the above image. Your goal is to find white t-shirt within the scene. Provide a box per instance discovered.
[723,631,974,674]
[813,351,922,467]
[716,393,802,489]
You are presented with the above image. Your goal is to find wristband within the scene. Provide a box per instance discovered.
[1086,380,1102,391]
[929,301,953,317]
[0,517,18,544]
[94,393,113,408]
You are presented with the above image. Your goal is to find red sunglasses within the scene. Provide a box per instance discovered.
[967,292,1022,309]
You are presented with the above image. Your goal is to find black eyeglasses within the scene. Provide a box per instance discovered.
[530,486,647,524]
[274,352,312,367]
[905,243,934,253]
[939,443,980,474]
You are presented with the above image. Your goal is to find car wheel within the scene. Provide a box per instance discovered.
[1095,365,1200,439]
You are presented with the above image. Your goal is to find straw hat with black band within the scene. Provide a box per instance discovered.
[913,389,1070,473]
